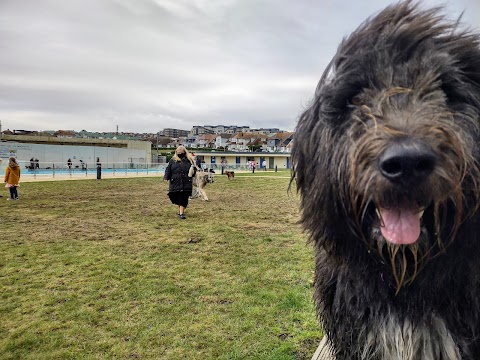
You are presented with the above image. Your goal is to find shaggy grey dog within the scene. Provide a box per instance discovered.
[292,1,480,359]
[192,170,214,201]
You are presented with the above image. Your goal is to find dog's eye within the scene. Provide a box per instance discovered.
[351,96,363,106]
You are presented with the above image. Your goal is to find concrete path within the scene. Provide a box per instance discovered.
[19,173,163,183]
[19,171,290,183]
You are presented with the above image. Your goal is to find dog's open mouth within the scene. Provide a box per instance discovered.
[376,203,425,245]
[368,199,437,290]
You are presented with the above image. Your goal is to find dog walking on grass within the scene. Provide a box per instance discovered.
[224,170,235,180]
[192,169,215,201]
[292,1,480,359]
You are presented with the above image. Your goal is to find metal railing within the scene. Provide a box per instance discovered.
[11,161,167,179]
[0,161,283,180]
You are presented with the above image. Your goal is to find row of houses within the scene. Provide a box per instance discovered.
[187,125,281,136]
[163,131,294,152]
[2,127,294,152]
[0,134,294,170]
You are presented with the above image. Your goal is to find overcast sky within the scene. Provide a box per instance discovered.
[0,0,479,133]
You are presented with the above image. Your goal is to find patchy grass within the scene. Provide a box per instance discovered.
[0,173,321,359]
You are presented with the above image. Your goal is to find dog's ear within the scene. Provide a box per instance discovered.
[437,41,480,109]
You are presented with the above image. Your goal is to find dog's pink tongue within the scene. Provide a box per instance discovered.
[379,207,420,245]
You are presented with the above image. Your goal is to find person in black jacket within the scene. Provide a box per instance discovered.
[164,145,195,219]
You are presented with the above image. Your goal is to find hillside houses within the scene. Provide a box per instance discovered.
[160,126,292,152]
[267,132,294,152]
[227,133,264,151]
[197,134,217,148]
[158,130,293,152]
[215,134,231,149]
[2,125,294,153]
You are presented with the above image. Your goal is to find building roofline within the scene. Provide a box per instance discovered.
[1,134,151,149]
[192,150,290,156]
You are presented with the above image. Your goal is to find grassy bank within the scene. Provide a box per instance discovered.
[0,173,321,359]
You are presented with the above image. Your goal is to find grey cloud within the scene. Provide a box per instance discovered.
[0,0,478,133]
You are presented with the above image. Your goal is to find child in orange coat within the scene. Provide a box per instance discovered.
[4,157,20,200]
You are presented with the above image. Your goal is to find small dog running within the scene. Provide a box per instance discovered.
[224,170,235,180]
[292,1,480,359]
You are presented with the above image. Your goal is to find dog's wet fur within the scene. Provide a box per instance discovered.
[292,1,480,359]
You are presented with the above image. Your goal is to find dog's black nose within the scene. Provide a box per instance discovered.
[379,141,436,184]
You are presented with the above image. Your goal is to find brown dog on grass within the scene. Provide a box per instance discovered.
[224,171,235,180]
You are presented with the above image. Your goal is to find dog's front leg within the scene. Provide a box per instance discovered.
[200,187,208,201]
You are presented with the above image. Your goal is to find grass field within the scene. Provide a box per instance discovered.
[0,171,322,359]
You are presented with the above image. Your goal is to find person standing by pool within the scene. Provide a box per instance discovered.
[4,157,20,200]
[163,145,195,219]
[96,157,101,180]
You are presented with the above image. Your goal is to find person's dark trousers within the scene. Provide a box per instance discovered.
[9,186,18,199]
[96,166,102,180]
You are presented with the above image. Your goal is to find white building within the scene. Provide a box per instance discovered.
[0,135,152,168]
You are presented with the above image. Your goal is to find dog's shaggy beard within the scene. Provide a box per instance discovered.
[341,92,480,292]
